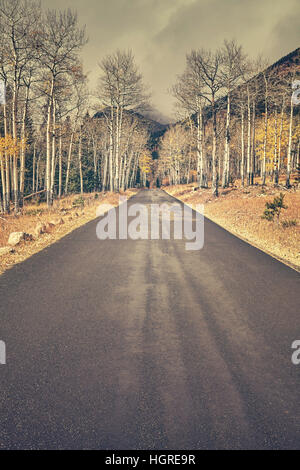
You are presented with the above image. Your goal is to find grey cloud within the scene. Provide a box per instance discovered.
[43,0,300,120]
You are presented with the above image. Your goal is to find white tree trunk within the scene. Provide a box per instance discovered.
[286,92,294,187]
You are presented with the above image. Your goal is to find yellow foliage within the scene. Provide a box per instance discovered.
[256,113,299,171]
[139,151,152,175]
[0,135,27,163]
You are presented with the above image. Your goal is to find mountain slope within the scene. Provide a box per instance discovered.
[93,109,168,153]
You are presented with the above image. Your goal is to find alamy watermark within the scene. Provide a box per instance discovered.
[0,341,6,365]
[291,340,300,365]
[96,197,204,251]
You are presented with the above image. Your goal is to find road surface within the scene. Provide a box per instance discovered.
[0,189,299,449]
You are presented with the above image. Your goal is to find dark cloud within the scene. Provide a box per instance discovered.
[266,8,300,58]
[43,0,300,121]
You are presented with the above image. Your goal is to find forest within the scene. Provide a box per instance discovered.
[0,0,152,214]
[0,0,299,216]
[159,44,300,194]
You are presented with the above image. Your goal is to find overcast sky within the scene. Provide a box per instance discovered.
[43,0,300,122]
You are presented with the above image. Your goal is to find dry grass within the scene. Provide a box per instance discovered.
[0,189,138,275]
[164,180,300,271]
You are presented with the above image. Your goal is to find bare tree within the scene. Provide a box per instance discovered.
[173,52,207,188]
[97,50,149,192]
[38,8,87,205]
[63,71,88,195]
[0,0,41,210]
[191,49,223,196]
[220,39,246,188]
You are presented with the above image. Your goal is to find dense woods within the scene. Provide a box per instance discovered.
[0,1,299,216]
[0,1,151,214]
[158,43,300,193]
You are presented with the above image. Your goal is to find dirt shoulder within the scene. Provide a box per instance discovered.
[0,190,138,276]
[164,183,300,272]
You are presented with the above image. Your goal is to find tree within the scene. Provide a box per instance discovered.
[0,0,41,210]
[97,50,149,192]
[158,124,190,185]
[190,49,223,196]
[173,53,207,188]
[220,39,246,188]
[139,151,152,187]
[63,71,89,195]
[38,8,87,205]
[262,193,287,224]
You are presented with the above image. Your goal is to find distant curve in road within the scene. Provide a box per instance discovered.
[0,189,299,450]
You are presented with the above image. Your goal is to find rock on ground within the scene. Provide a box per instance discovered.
[8,232,32,247]
[50,218,64,226]
[34,223,47,237]
[45,222,55,232]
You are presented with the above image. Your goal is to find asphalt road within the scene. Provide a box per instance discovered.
[0,189,299,450]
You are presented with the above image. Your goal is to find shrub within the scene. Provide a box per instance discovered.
[72,196,85,208]
[262,193,287,224]
[282,219,298,228]
[25,209,44,216]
